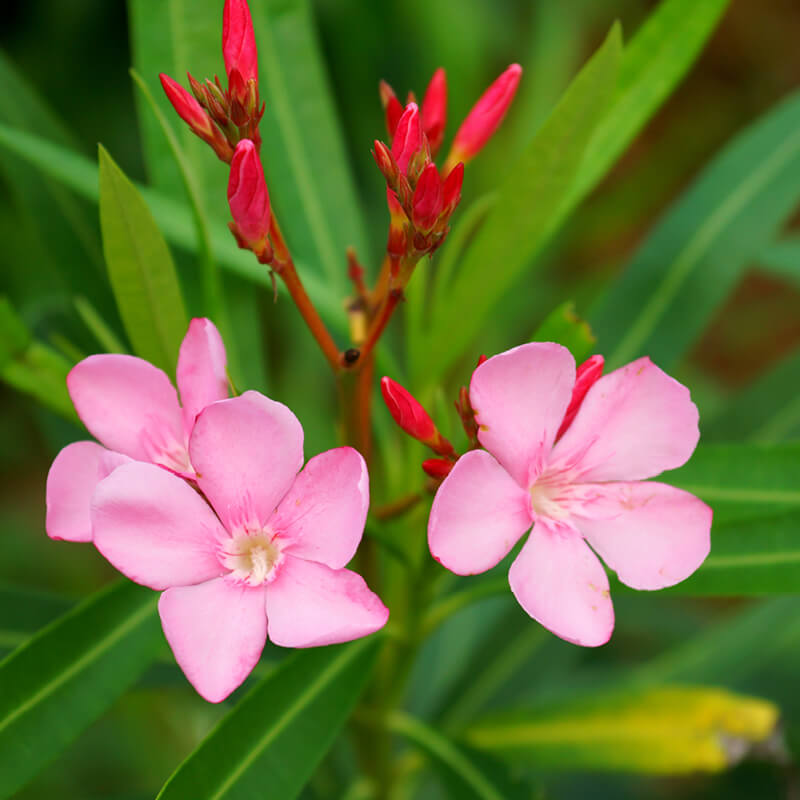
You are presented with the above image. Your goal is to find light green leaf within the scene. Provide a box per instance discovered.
[529,301,595,361]
[463,685,780,774]
[0,581,161,799]
[419,25,621,384]
[73,296,127,354]
[668,442,800,524]
[0,297,77,421]
[592,89,800,370]
[157,639,379,800]
[98,145,189,372]
[757,234,800,288]
[568,0,730,204]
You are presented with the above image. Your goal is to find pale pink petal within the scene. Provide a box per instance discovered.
[573,481,711,591]
[176,318,228,433]
[159,577,266,702]
[45,442,129,542]
[265,557,388,648]
[509,520,614,647]
[67,354,184,463]
[428,449,532,575]
[272,447,369,570]
[189,392,304,532]
[470,343,575,487]
[549,357,699,482]
[91,462,227,590]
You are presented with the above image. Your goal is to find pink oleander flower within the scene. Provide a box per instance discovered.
[46,318,228,543]
[428,343,712,647]
[90,391,389,702]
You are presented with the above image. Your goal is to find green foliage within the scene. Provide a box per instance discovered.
[530,301,596,361]
[157,640,379,800]
[0,581,161,799]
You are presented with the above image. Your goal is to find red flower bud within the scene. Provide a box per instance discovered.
[160,73,234,162]
[381,376,437,443]
[422,458,454,481]
[441,162,464,216]
[391,102,423,175]
[422,68,447,156]
[556,355,604,440]
[412,163,443,233]
[227,139,271,247]
[447,64,521,169]
[373,140,399,185]
[223,0,258,84]
[379,80,404,139]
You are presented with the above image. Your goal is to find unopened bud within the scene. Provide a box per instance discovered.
[381,376,437,443]
[446,63,522,170]
[391,102,423,174]
[422,67,447,156]
[223,0,258,84]
[373,140,399,185]
[441,162,464,217]
[422,458,454,481]
[379,80,404,139]
[227,139,271,248]
[160,73,234,162]
[412,163,443,233]
[556,355,604,439]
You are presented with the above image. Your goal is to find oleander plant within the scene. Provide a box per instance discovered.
[1,0,800,798]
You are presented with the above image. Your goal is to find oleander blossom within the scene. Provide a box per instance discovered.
[90,391,389,702]
[428,342,712,647]
[45,318,229,543]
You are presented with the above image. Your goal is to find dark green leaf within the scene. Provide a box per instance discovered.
[157,639,379,800]
[98,145,189,372]
[0,580,161,799]
[757,234,800,289]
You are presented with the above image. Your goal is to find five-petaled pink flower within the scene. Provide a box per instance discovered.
[428,343,711,647]
[46,318,229,543]
[90,391,389,702]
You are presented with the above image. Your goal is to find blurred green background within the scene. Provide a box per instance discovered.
[1,0,799,797]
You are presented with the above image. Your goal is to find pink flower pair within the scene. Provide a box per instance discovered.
[46,319,388,702]
[428,343,712,646]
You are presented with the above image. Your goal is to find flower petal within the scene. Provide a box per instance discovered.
[428,449,532,575]
[189,392,304,532]
[176,318,228,434]
[470,343,575,487]
[265,557,388,648]
[550,357,699,482]
[509,521,614,647]
[159,577,266,702]
[92,462,227,590]
[46,442,129,542]
[573,481,712,590]
[67,354,184,463]
[272,447,369,569]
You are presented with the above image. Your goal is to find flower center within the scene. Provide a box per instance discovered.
[222,531,283,586]
[529,474,571,521]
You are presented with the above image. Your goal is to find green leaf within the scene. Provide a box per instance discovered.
[73,296,128,355]
[592,89,800,370]
[384,711,525,800]
[463,685,779,774]
[0,580,161,799]
[0,297,77,421]
[128,0,367,292]
[529,301,596,361]
[668,442,800,524]
[568,0,730,204]
[705,350,800,443]
[419,25,621,383]
[157,639,379,800]
[0,584,72,653]
[98,145,189,372]
[757,234,800,289]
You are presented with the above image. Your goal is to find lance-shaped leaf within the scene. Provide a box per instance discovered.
[593,89,800,370]
[529,301,595,362]
[462,686,781,774]
[419,24,621,384]
[157,639,379,800]
[98,145,189,372]
[0,580,161,799]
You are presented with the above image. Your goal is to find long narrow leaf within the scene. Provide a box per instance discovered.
[0,581,161,799]
[157,639,379,800]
